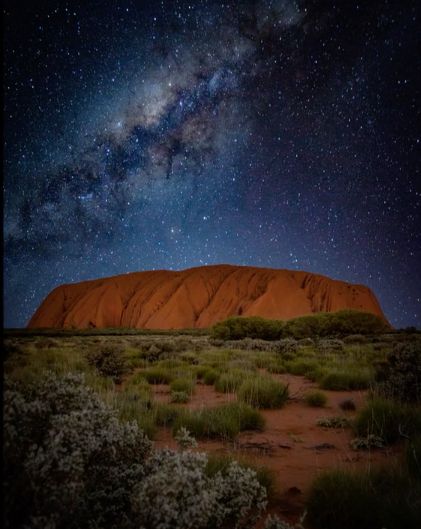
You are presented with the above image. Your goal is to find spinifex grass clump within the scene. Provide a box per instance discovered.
[354,397,421,443]
[214,369,249,393]
[143,367,174,384]
[306,466,421,529]
[170,377,196,394]
[173,402,265,440]
[237,376,289,409]
[319,368,372,390]
[304,390,327,407]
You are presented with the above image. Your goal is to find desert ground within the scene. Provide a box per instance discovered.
[4,326,421,528]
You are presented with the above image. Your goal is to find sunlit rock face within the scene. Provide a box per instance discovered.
[28,264,387,329]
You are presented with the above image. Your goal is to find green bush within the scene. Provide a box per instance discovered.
[170,391,190,403]
[285,358,320,376]
[237,377,289,409]
[143,367,174,384]
[203,368,219,385]
[170,378,195,394]
[214,369,249,393]
[304,390,327,407]
[173,402,264,440]
[153,404,182,427]
[354,397,421,443]
[306,467,421,529]
[211,316,284,341]
[374,342,421,403]
[320,369,372,390]
[284,310,389,339]
[86,346,129,383]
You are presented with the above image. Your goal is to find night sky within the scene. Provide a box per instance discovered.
[4,0,421,328]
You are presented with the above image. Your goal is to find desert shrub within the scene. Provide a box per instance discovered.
[132,449,267,529]
[319,369,372,390]
[285,358,320,376]
[317,338,344,354]
[264,515,304,529]
[267,360,286,374]
[354,397,421,443]
[297,337,315,347]
[153,403,182,427]
[274,338,298,356]
[211,316,284,341]
[3,372,151,529]
[179,351,200,364]
[170,377,195,394]
[237,377,289,409]
[203,368,219,385]
[339,398,356,411]
[215,369,249,393]
[86,345,129,382]
[343,334,367,344]
[284,310,389,339]
[306,467,421,529]
[174,427,198,449]
[173,402,264,440]
[317,416,350,428]
[374,342,421,403]
[171,391,190,403]
[304,390,327,407]
[350,434,385,450]
[405,435,421,480]
[143,367,174,384]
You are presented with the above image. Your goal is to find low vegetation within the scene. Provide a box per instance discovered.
[172,402,265,440]
[237,376,289,409]
[306,463,421,529]
[304,390,327,407]
[212,310,389,341]
[3,324,420,529]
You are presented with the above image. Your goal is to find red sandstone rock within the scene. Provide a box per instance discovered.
[27,264,387,329]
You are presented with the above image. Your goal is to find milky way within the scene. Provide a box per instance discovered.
[4,0,421,328]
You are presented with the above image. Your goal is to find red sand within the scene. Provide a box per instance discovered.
[152,374,401,523]
[28,264,386,328]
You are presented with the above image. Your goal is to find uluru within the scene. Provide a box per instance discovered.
[28,264,387,329]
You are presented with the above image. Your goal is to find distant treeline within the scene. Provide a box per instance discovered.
[211,310,392,340]
[5,310,419,339]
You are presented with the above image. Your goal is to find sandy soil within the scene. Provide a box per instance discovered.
[151,373,402,523]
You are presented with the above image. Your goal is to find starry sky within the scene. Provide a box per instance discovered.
[3,0,421,328]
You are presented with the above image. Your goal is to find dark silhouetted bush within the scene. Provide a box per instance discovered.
[211,316,284,341]
[374,342,421,403]
[86,345,129,382]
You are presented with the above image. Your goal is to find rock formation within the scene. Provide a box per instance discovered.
[28,264,387,329]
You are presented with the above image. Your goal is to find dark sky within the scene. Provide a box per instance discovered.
[3,0,421,328]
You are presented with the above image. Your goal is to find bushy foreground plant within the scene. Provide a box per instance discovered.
[4,373,269,529]
[306,466,421,529]
[4,372,151,529]
[173,402,265,440]
[237,376,289,408]
[319,368,372,390]
[354,397,421,443]
[374,342,421,403]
